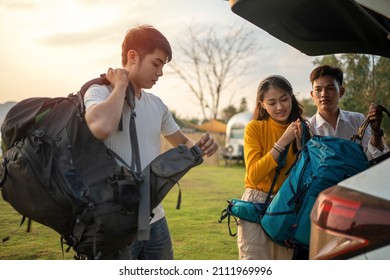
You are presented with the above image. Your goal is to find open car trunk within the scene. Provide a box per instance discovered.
[228,0,390,58]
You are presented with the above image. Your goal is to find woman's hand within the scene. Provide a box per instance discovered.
[294,118,303,150]
[278,119,301,148]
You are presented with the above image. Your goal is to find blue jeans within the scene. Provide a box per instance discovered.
[109,216,174,260]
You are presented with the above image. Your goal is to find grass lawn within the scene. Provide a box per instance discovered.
[0,164,245,260]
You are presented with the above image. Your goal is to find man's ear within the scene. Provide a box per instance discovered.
[339,86,345,98]
[127,50,138,64]
[310,90,314,98]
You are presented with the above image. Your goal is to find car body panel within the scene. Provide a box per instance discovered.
[228,0,390,58]
[337,158,390,201]
[350,244,390,260]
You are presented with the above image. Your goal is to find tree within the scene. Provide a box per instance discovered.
[339,54,372,113]
[238,97,248,112]
[372,56,390,108]
[168,23,258,120]
[300,98,317,118]
[219,97,247,123]
[219,97,249,123]
[313,54,341,68]
[220,105,238,123]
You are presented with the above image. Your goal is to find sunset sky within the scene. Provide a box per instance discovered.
[0,0,319,118]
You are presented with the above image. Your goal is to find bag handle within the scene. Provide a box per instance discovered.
[218,146,289,236]
[351,104,390,142]
[218,200,239,237]
[351,117,370,142]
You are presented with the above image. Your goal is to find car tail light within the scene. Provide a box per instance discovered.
[310,185,390,260]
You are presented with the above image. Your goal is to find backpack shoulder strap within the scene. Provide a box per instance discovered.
[264,145,290,205]
[76,73,141,172]
[75,74,110,114]
[79,74,110,96]
[124,82,142,174]
[122,83,150,241]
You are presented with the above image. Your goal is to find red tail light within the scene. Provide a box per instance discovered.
[310,185,390,260]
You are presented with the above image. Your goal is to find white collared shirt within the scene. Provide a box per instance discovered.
[309,109,388,160]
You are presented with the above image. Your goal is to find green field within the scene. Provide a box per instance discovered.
[0,164,245,260]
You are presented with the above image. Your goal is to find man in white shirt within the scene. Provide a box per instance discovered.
[84,25,218,259]
[309,65,387,160]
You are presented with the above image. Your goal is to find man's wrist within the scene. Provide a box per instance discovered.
[372,128,384,138]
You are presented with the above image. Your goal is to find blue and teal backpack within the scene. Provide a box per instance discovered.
[260,135,370,249]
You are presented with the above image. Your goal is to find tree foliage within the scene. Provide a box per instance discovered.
[300,98,317,118]
[168,23,258,121]
[220,97,249,123]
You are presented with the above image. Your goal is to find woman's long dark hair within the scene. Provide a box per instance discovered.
[252,75,311,152]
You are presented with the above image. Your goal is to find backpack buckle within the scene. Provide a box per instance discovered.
[190,145,203,160]
[34,130,44,138]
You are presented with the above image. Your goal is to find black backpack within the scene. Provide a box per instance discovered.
[0,75,203,259]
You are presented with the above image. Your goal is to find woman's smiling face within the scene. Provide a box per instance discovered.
[260,86,292,125]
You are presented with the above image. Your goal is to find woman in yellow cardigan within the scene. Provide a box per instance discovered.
[237,75,310,260]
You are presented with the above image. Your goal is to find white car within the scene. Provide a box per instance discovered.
[227,0,390,259]
[310,158,390,259]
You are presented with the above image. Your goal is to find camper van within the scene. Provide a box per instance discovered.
[224,111,252,161]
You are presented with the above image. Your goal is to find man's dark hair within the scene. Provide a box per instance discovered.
[310,65,343,86]
[121,25,172,66]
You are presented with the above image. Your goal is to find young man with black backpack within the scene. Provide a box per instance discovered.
[84,24,218,260]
